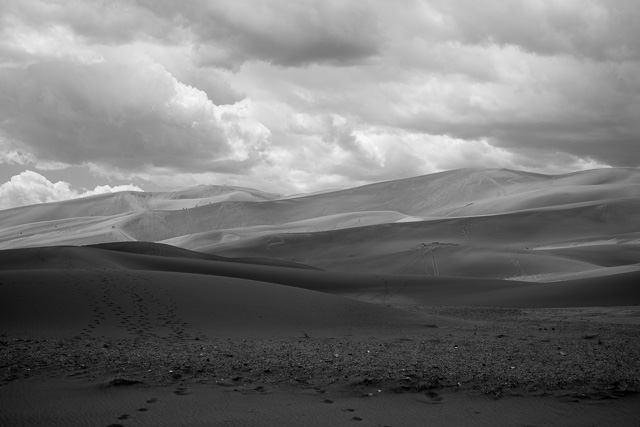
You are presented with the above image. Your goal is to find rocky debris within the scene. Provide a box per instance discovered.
[0,309,638,399]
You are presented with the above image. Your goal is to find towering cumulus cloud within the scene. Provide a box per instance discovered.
[0,170,142,209]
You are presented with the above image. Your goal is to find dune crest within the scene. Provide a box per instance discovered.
[0,167,639,282]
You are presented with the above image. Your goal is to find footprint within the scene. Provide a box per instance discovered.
[174,387,192,396]
[425,391,443,402]
[116,414,130,420]
[323,399,334,404]
[352,417,363,421]
[146,398,158,404]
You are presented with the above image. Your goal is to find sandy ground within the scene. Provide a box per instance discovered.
[2,375,639,427]
[1,307,639,426]
[1,247,639,426]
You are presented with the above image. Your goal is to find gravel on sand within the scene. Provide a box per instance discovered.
[2,306,638,399]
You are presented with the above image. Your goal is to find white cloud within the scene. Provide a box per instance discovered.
[0,170,142,209]
[0,149,69,170]
[0,150,36,166]
[0,17,104,65]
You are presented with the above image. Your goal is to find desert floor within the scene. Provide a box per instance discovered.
[1,306,639,427]
[1,248,639,426]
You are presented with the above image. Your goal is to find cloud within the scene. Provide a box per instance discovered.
[0,150,37,167]
[0,58,271,174]
[418,0,640,61]
[382,49,640,166]
[186,0,382,68]
[0,0,178,47]
[0,0,638,195]
[1,0,383,69]
[0,148,69,170]
[0,170,142,209]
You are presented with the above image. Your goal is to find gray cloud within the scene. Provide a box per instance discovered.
[1,0,178,45]
[1,0,639,198]
[4,0,383,69]
[428,0,640,61]
[0,59,270,173]
[177,0,383,68]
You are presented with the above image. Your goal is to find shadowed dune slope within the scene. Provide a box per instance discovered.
[310,246,598,279]
[1,245,638,310]
[0,269,453,339]
[89,241,321,270]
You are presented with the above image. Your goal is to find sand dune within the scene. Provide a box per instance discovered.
[198,198,640,279]
[1,167,639,285]
[160,210,415,249]
[1,269,450,339]
[310,245,598,279]
[0,184,279,229]
[2,169,640,426]
[2,244,638,309]
[1,167,638,282]
[1,243,482,340]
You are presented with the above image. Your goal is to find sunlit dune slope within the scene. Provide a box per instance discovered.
[107,167,640,243]
[160,211,416,249]
[0,214,134,250]
[200,198,640,278]
[0,184,280,228]
[0,185,281,249]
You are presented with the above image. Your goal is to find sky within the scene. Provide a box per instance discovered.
[1,0,639,209]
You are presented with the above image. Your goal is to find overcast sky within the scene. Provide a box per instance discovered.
[1,0,639,208]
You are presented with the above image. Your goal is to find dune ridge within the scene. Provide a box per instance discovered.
[1,167,638,283]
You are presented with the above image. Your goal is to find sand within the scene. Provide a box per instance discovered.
[1,168,640,425]
[1,243,639,426]
[2,376,639,427]
[2,168,640,283]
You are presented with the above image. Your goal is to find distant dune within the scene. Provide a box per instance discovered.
[1,167,639,283]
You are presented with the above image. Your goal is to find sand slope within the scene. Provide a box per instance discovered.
[1,244,638,316]
[0,269,450,339]
[0,168,639,282]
